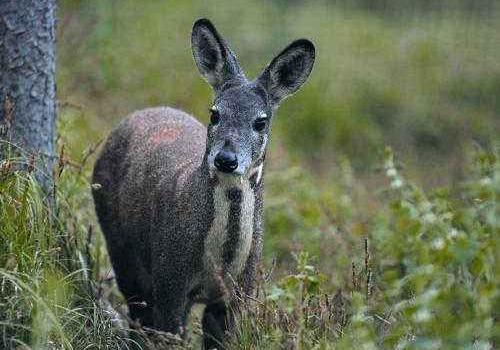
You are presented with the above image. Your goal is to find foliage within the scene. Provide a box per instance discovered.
[229,147,499,350]
[0,148,132,349]
[1,144,497,348]
[370,148,499,349]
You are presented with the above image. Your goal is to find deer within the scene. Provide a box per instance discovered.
[92,18,315,349]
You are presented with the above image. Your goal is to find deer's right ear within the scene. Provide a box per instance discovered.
[191,19,244,92]
[256,39,315,107]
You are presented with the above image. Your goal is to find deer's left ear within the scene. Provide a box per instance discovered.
[191,18,244,92]
[256,39,315,107]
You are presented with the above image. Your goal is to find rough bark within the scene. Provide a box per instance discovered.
[0,0,57,193]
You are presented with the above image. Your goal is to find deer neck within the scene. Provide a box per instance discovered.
[201,157,263,289]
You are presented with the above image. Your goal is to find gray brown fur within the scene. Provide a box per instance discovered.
[92,19,314,349]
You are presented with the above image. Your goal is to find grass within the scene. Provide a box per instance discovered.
[0,149,133,349]
[1,140,498,349]
[228,147,499,350]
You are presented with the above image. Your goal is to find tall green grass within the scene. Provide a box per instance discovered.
[0,150,132,349]
[1,142,497,348]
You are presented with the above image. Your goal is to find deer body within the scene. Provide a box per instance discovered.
[92,19,314,349]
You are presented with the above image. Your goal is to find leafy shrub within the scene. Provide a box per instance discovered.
[230,146,499,349]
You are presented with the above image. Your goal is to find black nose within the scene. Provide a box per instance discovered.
[214,150,238,173]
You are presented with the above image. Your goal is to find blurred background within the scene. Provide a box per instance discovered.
[57,0,499,273]
[58,0,499,180]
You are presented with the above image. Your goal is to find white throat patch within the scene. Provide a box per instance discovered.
[203,177,255,296]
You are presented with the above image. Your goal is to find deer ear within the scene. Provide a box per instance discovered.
[257,39,315,107]
[191,18,244,92]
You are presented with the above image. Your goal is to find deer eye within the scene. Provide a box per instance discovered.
[209,109,220,125]
[253,118,267,132]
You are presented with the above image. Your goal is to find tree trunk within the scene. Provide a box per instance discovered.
[0,0,57,194]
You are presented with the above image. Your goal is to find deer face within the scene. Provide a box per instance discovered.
[206,82,269,176]
[191,19,315,178]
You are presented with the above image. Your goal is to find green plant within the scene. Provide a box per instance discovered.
[0,153,132,349]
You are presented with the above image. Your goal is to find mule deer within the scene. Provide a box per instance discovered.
[92,18,315,348]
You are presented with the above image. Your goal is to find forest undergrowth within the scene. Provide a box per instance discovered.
[1,134,498,349]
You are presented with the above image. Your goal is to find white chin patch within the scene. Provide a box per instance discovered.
[216,171,245,186]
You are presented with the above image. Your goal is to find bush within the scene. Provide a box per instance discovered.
[230,146,499,349]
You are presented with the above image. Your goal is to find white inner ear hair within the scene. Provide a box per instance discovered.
[198,30,224,86]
